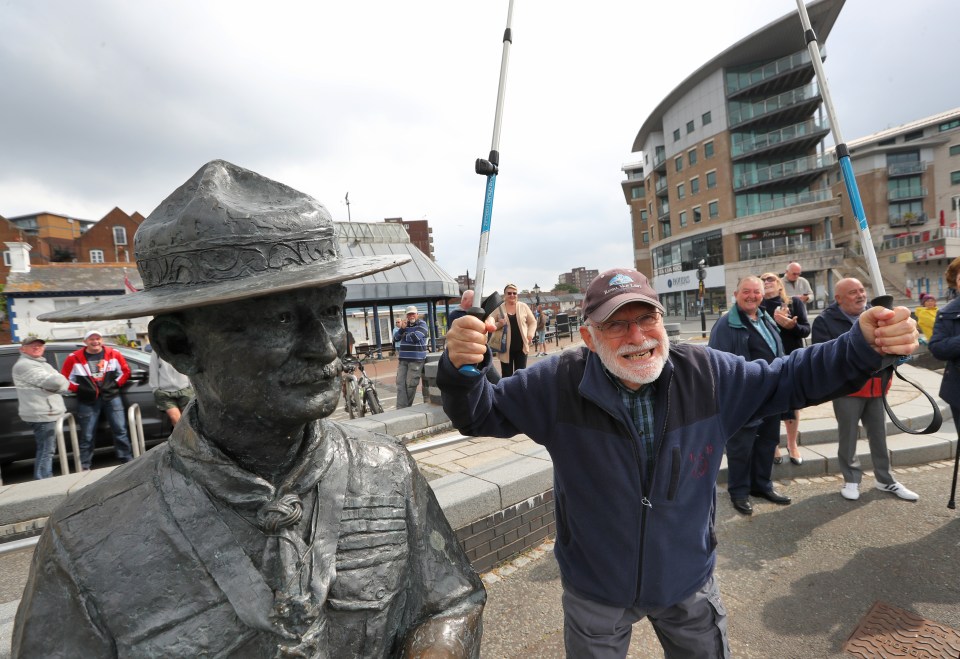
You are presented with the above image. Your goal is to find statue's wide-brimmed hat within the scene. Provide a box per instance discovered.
[39,160,410,322]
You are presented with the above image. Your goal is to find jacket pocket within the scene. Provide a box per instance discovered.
[666,446,681,501]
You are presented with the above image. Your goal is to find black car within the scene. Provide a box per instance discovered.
[0,343,173,467]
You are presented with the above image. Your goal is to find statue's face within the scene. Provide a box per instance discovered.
[184,286,347,426]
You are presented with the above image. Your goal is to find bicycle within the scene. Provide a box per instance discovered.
[341,353,383,418]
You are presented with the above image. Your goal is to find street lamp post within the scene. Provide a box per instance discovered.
[533,282,541,307]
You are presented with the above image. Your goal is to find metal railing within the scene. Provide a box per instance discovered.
[728,82,820,127]
[127,404,145,458]
[54,412,81,474]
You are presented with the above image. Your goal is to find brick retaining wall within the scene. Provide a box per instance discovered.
[455,490,556,573]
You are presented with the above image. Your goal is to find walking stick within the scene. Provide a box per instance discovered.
[949,432,959,509]
[461,0,515,374]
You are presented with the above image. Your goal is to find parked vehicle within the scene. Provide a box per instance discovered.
[341,353,383,418]
[0,343,173,466]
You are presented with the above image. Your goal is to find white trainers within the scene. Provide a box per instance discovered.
[840,482,860,501]
[875,482,919,501]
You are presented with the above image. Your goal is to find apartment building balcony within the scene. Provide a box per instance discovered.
[888,212,928,228]
[725,49,818,100]
[727,82,822,130]
[887,187,927,202]
[657,202,670,220]
[653,149,667,173]
[733,153,835,192]
[655,177,669,197]
[736,188,833,218]
[888,162,927,177]
[730,117,830,161]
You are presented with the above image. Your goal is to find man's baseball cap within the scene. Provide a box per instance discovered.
[405,306,418,315]
[83,330,103,341]
[582,268,664,323]
[21,336,46,346]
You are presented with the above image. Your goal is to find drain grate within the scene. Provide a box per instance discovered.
[844,601,960,658]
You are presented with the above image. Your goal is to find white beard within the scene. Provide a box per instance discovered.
[591,330,670,387]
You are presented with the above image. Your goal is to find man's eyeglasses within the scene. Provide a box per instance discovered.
[761,276,777,283]
[505,291,518,296]
[592,312,662,338]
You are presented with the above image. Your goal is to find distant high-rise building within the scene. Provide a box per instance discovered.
[384,218,435,260]
[558,267,599,292]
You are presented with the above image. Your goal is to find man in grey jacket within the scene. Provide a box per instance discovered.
[12,337,70,480]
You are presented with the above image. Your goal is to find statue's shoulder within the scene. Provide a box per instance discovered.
[50,445,170,525]
[328,421,411,470]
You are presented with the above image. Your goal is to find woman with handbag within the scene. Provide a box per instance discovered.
[760,271,810,465]
[488,283,538,377]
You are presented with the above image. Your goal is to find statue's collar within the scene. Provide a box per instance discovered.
[168,403,339,512]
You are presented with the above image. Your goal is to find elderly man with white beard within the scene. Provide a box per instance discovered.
[437,267,920,659]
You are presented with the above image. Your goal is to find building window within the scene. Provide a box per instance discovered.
[679,211,687,227]
[113,226,127,245]
[952,171,960,185]
[904,129,924,142]
[642,231,649,245]
[940,119,960,132]
[631,187,643,199]
[693,207,702,223]
[704,141,715,158]
[677,183,685,200]
[706,171,717,189]
[688,149,698,167]
[90,249,104,263]
[690,177,700,195]
[640,210,648,222]
[661,220,672,238]
[2,251,10,266]
[951,145,960,157]
[673,129,680,142]
[686,120,695,134]
[702,111,712,126]
[53,299,80,311]
[675,156,683,172]
[709,201,719,218]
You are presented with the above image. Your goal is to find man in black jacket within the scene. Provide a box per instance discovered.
[708,276,791,515]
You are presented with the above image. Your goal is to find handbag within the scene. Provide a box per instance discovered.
[486,306,507,353]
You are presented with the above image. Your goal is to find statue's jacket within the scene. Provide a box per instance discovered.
[12,410,485,657]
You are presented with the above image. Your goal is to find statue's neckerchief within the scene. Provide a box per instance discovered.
[164,405,348,656]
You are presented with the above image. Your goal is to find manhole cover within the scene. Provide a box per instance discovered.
[844,601,960,658]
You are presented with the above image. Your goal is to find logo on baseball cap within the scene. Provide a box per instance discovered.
[582,268,664,323]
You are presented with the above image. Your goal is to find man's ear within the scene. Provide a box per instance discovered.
[149,315,202,376]
[579,325,596,353]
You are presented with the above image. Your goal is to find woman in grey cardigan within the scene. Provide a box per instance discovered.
[12,337,69,479]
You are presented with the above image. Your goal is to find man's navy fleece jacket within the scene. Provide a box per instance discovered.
[437,323,891,609]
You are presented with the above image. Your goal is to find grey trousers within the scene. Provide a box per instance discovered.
[831,395,893,485]
[396,359,424,408]
[562,575,730,659]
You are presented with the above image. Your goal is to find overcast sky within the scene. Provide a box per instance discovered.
[2,1,957,296]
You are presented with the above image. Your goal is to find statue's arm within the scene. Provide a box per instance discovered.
[400,452,486,658]
[12,527,114,657]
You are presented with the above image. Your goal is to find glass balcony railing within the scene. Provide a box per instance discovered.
[733,153,835,190]
[657,202,670,219]
[887,162,927,177]
[728,82,820,127]
[731,117,829,158]
[738,236,838,262]
[736,188,833,217]
[887,187,927,201]
[726,49,816,94]
[655,178,668,195]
